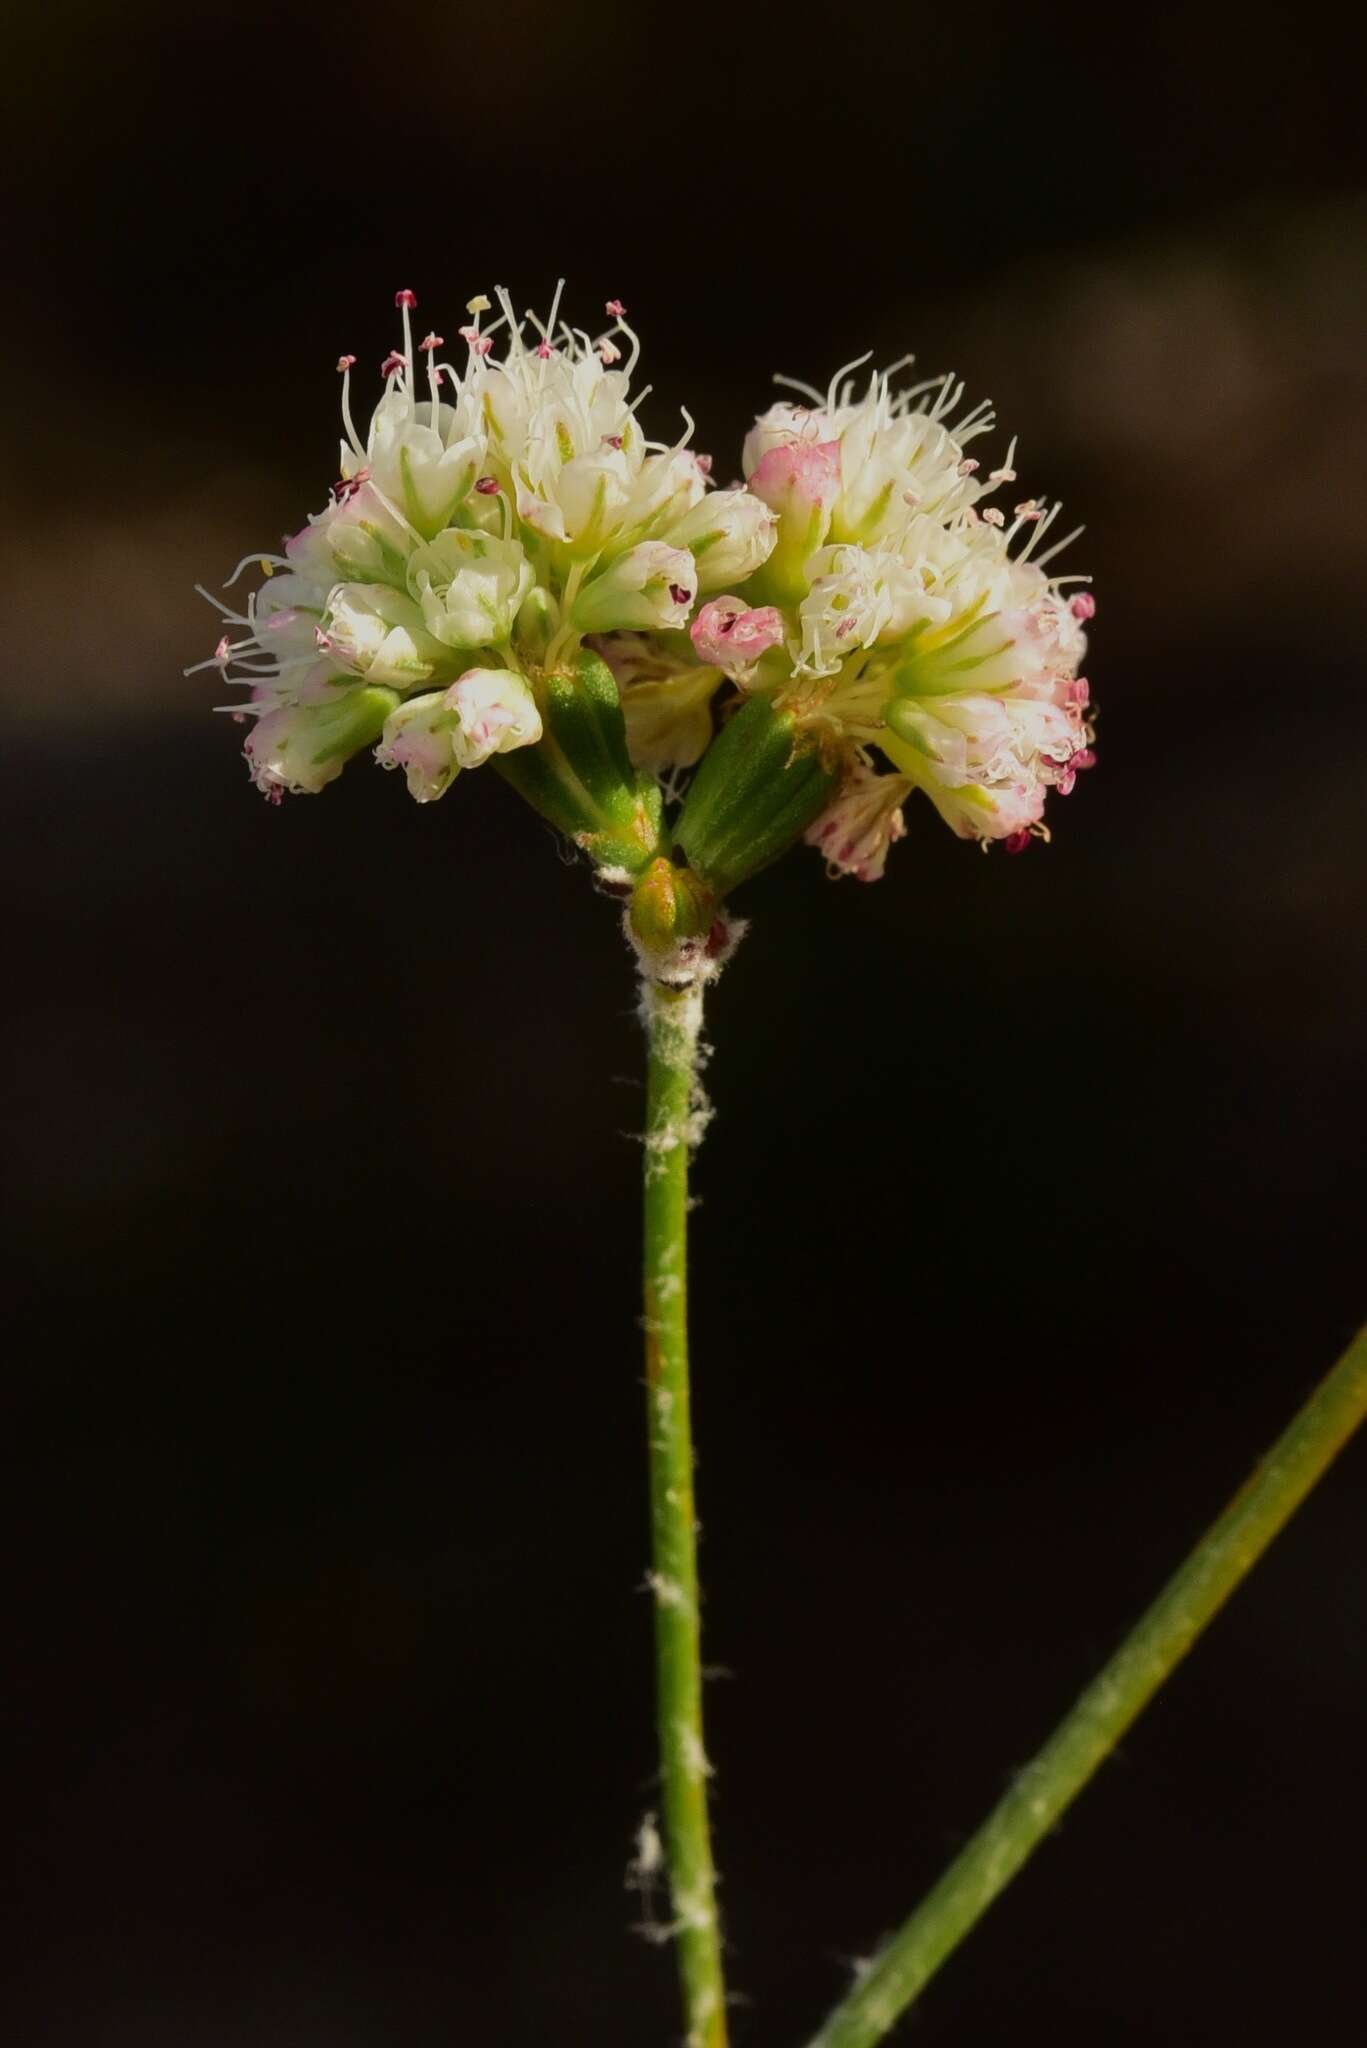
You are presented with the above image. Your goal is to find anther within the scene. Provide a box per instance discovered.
[336,354,357,373]
[475,476,500,495]
[421,332,443,352]
[605,298,626,318]
[1069,592,1097,621]
[380,350,405,377]
[394,288,418,309]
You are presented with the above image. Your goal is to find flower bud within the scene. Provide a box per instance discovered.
[662,489,777,593]
[408,530,534,650]
[571,543,699,634]
[745,439,840,604]
[673,695,840,897]
[628,856,715,956]
[245,684,399,798]
[318,584,447,689]
[741,403,820,479]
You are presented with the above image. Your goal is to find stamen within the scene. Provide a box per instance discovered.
[394,289,417,395]
[337,355,363,458]
[222,553,288,587]
[825,351,873,415]
[772,373,827,404]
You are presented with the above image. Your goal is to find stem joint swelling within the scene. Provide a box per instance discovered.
[641,978,728,2048]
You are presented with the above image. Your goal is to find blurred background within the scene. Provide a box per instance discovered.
[4,2,1366,2042]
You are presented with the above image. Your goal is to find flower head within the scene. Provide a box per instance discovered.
[727,356,1097,862]
[197,297,1094,909]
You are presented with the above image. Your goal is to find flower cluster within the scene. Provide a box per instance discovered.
[691,360,1096,875]
[197,289,1094,911]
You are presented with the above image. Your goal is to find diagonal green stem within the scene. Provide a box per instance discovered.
[806,1322,1367,2048]
[641,978,727,2048]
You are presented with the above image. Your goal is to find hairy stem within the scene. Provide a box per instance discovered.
[807,1321,1367,2048]
[641,978,727,2048]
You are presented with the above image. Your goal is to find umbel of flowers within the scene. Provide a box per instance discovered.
[196,288,1095,973]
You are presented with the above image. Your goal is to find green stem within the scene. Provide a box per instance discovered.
[641,978,728,2048]
[807,1322,1367,2048]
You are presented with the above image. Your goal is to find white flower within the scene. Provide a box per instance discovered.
[743,362,998,555]
[739,360,1097,851]
[317,584,448,689]
[408,529,534,650]
[661,488,777,593]
[469,287,708,560]
[572,543,698,634]
[795,544,932,677]
[337,296,486,540]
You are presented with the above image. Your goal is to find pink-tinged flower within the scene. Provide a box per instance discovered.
[245,685,400,799]
[690,598,786,681]
[748,439,841,520]
[446,666,542,769]
[373,666,542,800]
[804,761,912,882]
[374,690,462,803]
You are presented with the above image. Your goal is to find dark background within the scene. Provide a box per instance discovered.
[5,3,1366,2042]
